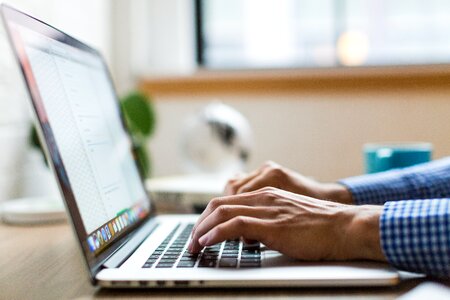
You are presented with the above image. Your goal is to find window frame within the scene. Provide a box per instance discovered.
[194,0,450,71]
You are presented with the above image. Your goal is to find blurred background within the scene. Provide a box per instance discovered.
[1,0,450,202]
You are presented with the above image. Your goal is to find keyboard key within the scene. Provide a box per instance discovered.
[198,260,216,268]
[160,258,179,262]
[220,254,238,258]
[177,261,196,268]
[162,254,179,258]
[166,248,182,252]
[222,250,239,254]
[240,257,261,262]
[180,256,197,261]
[182,253,198,259]
[241,254,260,259]
[219,258,238,268]
[242,243,260,250]
[156,263,174,268]
[206,245,221,249]
[169,246,184,250]
[241,250,260,255]
[224,246,239,250]
[204,249,220,252]
[181,257,197,261]
[201,255,218,260]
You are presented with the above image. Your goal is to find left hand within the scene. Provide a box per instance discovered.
[224,161,353,204]
[188,187,385,262]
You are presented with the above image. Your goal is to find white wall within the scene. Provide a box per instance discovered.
[148,88,450,182]
[0,0,112,125]
[110,0,196,95]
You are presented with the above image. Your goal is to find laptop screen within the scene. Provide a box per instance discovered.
[2,5,151,262]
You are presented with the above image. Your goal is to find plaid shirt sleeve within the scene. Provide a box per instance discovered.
[339,157,450,205]
[380,199,450,278]
[339,157,450,278]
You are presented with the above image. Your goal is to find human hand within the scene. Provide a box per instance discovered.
[225,161,353,204]
[188,187,385,262]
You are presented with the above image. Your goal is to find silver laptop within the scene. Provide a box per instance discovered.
[1,4,399,288]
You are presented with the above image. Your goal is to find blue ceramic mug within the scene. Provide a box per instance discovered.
[364,142,433,174]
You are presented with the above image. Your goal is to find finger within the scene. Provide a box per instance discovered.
[224,162,278,195]
[190,205,274,253]
[224,169,261,195]
[198,216,268,248]
[242,238,258,244]
[191,190,274,239]
[236,171,274,194]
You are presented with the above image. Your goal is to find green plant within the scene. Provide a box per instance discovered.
[29,125,47,165]
[29,90,156,178]
[120,91,156,178]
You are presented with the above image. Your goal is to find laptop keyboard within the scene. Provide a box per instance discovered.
[142,223,261,269]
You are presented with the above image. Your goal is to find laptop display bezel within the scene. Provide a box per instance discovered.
[1,4,155,283]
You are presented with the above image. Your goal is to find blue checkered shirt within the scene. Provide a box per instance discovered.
[340,157,450,278]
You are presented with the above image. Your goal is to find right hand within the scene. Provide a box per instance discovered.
[224,161,353,204]
[189,187,384,262]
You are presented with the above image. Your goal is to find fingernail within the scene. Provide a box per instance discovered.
[187,239,193,251]
[199,235,208,246]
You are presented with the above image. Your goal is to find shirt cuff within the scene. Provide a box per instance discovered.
[380,199,450,278]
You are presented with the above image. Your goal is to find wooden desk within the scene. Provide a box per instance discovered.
[0,222,447,300]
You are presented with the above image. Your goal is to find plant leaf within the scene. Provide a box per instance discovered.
[121,91,156,138]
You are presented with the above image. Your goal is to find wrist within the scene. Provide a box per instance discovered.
[343,205,386,261]
[322,183,353,204]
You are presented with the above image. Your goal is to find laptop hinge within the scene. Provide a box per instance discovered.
[102,218,159,269]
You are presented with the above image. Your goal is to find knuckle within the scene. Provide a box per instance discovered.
[234,216,247,227]
[274,206,290,217]
[260,188,278,200]
[216,205,230,217]
[267,166,285,178]
[226,178,238,187]
[208,197,222,209]
[273,197,290,206]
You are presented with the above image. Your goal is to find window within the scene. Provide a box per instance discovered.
[196,0,450,69]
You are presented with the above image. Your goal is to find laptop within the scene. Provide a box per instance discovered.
[1,4,399,288]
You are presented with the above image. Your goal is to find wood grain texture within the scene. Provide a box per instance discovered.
[139,65,450,97]
[0,222,445,300]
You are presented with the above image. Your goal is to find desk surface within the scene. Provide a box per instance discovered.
[0,222,447,300]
